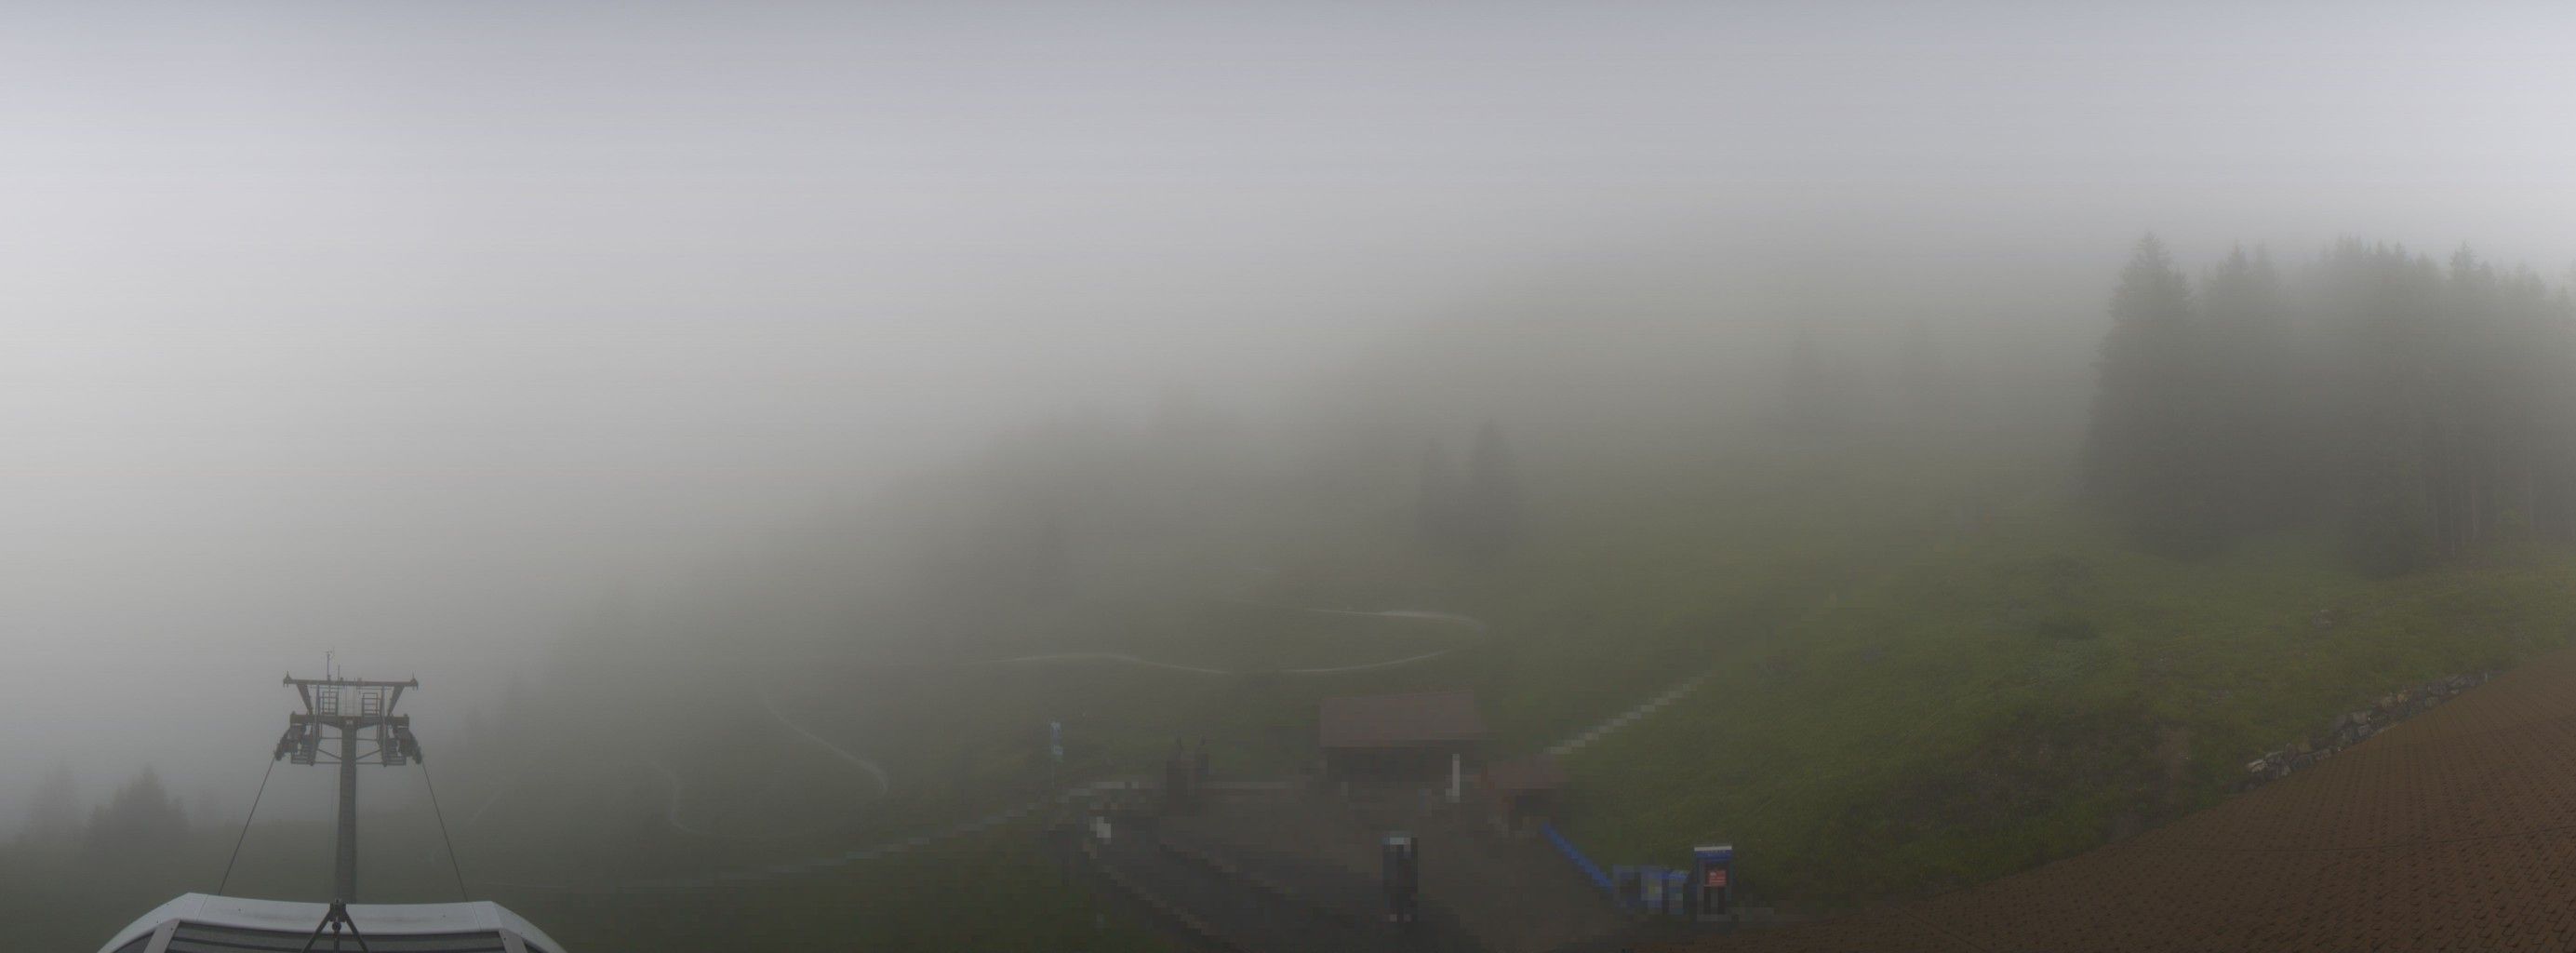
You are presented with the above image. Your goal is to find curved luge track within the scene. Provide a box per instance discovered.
[970,604,1488,677]
[759,691,893,799]
[644,758,724,838]
[482,606,1488,892]
[634,692,894,843]
[1675,649,2576,953]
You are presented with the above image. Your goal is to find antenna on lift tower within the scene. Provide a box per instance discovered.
[273,669,425,950]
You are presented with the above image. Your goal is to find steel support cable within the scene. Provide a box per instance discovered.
[454,779,518,835]
[217,758,280,894]
[419,763,472,901]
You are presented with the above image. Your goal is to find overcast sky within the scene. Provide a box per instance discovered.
[7,1,2576,812]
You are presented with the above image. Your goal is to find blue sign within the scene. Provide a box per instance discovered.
[1692,843,1736,921]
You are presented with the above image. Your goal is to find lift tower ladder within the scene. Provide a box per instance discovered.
[274,672,423,905]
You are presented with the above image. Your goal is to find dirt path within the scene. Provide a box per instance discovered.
[1670,649,2576,952]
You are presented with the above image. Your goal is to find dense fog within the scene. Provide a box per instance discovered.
[8,5,2576,947]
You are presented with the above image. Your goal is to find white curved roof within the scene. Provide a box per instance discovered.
[98,893,568,953]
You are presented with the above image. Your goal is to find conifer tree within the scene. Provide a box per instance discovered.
[84,767,188,855]
[2083,234,2223,557]
[16,762,80,846]
[1415,437,1456,544]
[1461,422,1521,557]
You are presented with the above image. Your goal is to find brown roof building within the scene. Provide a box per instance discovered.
[1318,689,1487,783]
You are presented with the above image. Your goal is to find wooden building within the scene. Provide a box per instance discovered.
[1318,689,1487,784]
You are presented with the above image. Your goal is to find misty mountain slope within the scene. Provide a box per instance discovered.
[417,303,2576,924]
[703,431,2576,914]
[443,436,2034,875]
[24,4,2576,950]
[379,317,2022,863]
[1561,494,2576,907]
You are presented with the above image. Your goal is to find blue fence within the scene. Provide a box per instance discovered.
[1540,822,1621,903]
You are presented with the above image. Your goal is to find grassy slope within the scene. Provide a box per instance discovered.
[923,433,2576,909]
[1554,462,2576,906]
[661,434,2576,914]
[25,434,2576,946]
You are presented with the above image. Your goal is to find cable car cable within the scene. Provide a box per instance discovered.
[217,758,280,894]
[418,764,471,902]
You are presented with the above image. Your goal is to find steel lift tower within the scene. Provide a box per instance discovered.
[274,671,425,939]
[96,670,566,953]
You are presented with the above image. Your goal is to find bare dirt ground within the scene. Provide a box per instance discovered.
[1669,649,2576,952]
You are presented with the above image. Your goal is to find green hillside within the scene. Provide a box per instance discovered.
[27,308,2576,946]
[519,429,2576,920]
[27,425,2576,951]
[1557,478,2576,905]
[491,411,2576,924]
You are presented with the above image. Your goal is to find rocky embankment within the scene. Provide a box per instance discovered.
[2239,671,2495,788]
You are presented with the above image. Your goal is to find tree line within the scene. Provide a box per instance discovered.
[14,764,191,855]
[2084,235,2576,571]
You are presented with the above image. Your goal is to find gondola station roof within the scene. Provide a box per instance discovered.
[97,893,567,953]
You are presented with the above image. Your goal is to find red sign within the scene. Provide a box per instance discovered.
[1706,869,1728,889]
